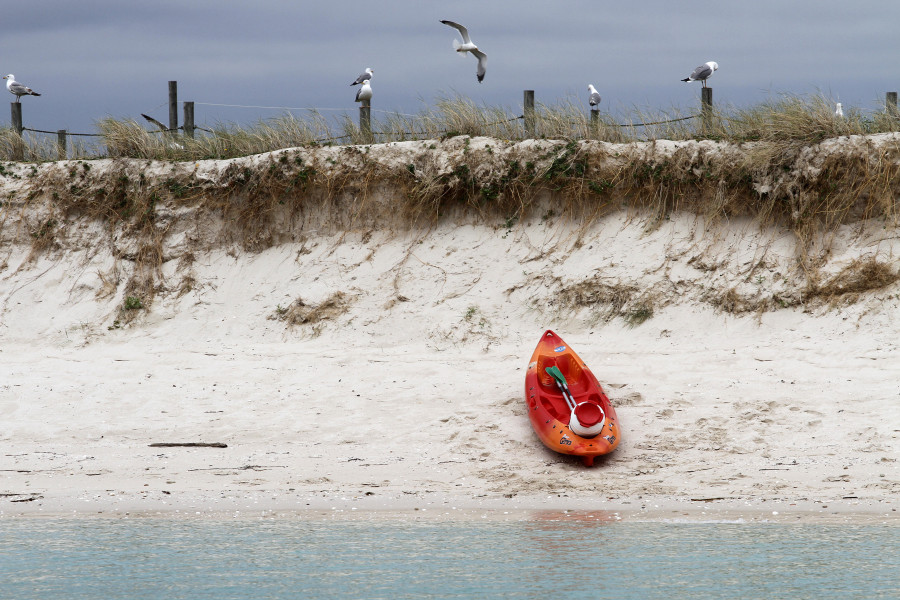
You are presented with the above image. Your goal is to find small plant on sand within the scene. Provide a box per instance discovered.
[124,296,144,310]
[463,305,489,329]
[623,304,654,328]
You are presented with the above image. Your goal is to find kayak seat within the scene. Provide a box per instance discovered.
[537,356,559,389]
[537,354,586,393]
[555,354,586,393]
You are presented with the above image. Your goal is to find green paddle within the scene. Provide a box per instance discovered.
[545,366,577,411]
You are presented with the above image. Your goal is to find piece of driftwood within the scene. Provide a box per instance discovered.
[148,442,228,448]
[7,494,43,503]
[187,464,285,472]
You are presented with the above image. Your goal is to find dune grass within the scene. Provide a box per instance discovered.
[3,92,898,163]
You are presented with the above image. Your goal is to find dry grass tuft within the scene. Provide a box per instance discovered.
[544,276,663,326]
[270,291,353,330]
[0,128,95,161]
[807,258,899,305]
[709,287,767,314]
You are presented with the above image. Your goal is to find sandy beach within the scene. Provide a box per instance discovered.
[1,141,899,522]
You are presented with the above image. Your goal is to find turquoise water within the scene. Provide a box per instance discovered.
[1,516,897,599]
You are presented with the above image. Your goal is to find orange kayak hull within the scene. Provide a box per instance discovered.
[525,330,621,466]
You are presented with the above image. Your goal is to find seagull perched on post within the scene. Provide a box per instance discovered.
[351,68,373,86]
[681,61,718,88]
[588,84,602,110]
[440,20,487,83]
[4,74,41,102]
[355,79,372,103]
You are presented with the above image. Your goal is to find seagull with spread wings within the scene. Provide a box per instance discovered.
[440,20,487,83]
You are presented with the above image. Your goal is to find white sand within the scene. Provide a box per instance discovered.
[1,150,899,522]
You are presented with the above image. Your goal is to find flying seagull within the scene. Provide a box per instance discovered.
[351,68,373,86]
[4,74,41,102]
[440,20,487,83]
[681,61,718,88]
[141,113,169,131]
[355,79,372,103]
[140,114,184,149]
[588,84,602,110]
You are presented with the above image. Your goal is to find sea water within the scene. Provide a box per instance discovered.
[1,515,897,599]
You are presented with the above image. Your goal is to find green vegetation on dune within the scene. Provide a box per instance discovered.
[2,93,899,319]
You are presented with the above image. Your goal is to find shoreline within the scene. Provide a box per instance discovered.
[4,496,897,524]
[3,470,897,523]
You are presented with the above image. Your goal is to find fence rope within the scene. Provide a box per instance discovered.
[15,110,810,150]
[22,126,181,137]
[194,102,420,118]
[23,127,104,138]
[614,114,698,127]
[19,112,697,141]
[368,114,525,138]
[18,111,697,151]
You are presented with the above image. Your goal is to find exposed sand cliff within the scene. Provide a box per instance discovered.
[1,136,898,519]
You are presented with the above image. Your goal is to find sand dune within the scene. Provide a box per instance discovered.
[1,140,899,519]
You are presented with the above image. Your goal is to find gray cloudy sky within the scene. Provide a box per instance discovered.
[5,1,900,135]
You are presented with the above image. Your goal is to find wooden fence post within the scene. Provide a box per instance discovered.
[359,99,372,143]
[57,130,67,160]
[183,101,195,139]
[524,90,535,138]
[10,103,24,161]
[701,87,713,133]
[590,109,599,131]
[168,81,178,132]
[887,92,898,115]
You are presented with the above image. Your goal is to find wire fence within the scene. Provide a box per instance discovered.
[0,106,729,162]
[14,110,699,141]
[23,127,103,137]
[8,102,700,143]
[6,82,898,161]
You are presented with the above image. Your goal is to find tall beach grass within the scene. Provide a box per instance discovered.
[2,93,898,162]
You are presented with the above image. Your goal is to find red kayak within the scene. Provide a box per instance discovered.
[525,330,621,466]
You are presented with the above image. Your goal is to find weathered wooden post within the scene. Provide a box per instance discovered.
[701,87,713,133]
[168,81,178,132]
[590,109,599,132]
[183,101,195,139]
[57,130,67,160]
[886,92,898,115]
[10,103,24,160]
[359,98,372,143]
[524,90,535,138]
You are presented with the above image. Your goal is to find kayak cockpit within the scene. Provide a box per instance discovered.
[536,354,607,438]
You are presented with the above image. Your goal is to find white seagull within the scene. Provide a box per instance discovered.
[355,79,372,103]
[588,84,602,109]
[681,61,718,88]
[440,20,487,83]
[4,74,41,102]
[351,68,373,86]
[835,103,844,117]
